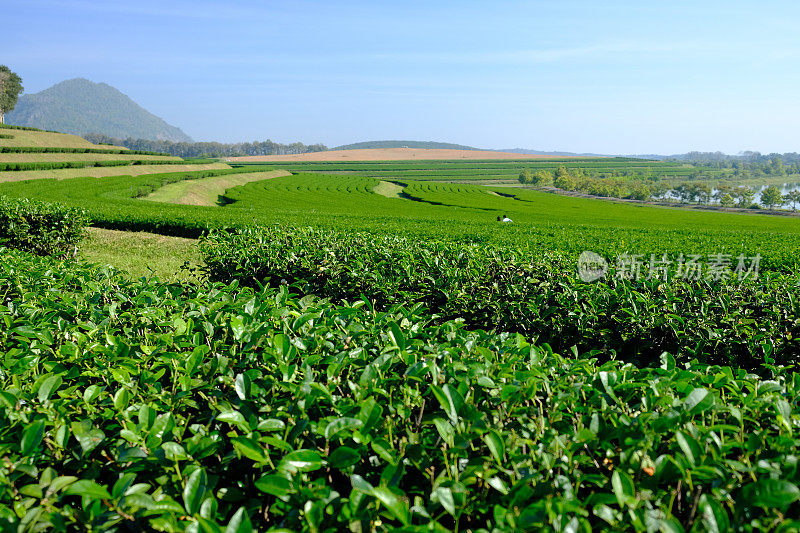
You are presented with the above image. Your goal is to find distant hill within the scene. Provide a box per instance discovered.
[499,147,610,157]
[333,140,481,151]
[627,154,668,160]
[6,78,193,142]
[333,141,614,157]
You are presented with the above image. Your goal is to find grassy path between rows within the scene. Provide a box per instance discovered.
[143,169,291,206]
[81,227,199,281]
[373,180,405,198]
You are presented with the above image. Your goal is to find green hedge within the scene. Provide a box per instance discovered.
[0,147,172,156]
[0,124,59,132]
[0,160,195,172]
[199,226,800,368]
[0,196,87,257]
[0,134,13,140]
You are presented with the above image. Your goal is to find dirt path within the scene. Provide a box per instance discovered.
[144,170,291,206]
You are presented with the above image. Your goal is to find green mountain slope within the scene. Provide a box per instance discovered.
[6,78,193,142]
[332,140,481,151]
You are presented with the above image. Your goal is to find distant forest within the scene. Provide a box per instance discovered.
[669,151,800,176]
[672,150,800,164]
[83,133,328,158]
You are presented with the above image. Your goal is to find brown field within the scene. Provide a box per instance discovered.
[227,148,580,162]
[0,163,231,182]
[0,153,181,163]
[0,129,126,149]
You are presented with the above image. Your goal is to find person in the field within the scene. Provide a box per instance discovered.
[502,214,513,222]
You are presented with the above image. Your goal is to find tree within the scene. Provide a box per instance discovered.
[691,183,712,204]
[713,184,732,203]
[783,190,800,211]
[531,170,553,187]
[629,184,652,201]
[674,183,692,203]
[553,167,576,191]
[719,193,735,208]
[761,185,783,210]
[518,168,532,185]
[650,182,670,201]
[0,66,23,125]
[732,186,755,208]
[554,165,570,181]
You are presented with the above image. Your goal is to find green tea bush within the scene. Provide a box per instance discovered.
[199,226,800,368]
[0,124,58,132]
[0,134,13,139]
[0,160,192,172]
[0,249,798,531]
[0,147,171,156]
[0,196,87,257]
[0,167,289,238]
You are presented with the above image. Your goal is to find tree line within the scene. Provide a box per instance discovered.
[519,166,800,211]
[671,152,800,177]
[82,133,328,158]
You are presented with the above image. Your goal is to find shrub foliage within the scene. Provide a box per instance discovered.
[0,249,798,530]
[199,226,800,368]
[0,196,87,257]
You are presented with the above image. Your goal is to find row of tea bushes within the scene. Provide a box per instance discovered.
[199,226,800,368]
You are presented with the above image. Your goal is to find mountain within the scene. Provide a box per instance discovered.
[5,78,193,142]
[333,140,481,151]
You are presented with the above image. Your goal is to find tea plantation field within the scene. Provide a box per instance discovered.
[226,158,703,182]
[2,247,800,532]
[2,142,800,531]
[3,170,800,269]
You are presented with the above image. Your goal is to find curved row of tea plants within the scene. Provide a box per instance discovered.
[0,168,280,237]
[1,248,799,531]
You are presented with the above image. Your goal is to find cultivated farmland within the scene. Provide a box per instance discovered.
[1,128,800,531]
[226,147,581,162]
[0,127,105,148]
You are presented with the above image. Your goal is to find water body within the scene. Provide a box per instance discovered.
[750,183,800,205]
[663,182,800,206]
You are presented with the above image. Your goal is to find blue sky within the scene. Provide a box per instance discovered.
[4,0,800,154]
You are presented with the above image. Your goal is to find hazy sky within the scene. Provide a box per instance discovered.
[4,0,800,153]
